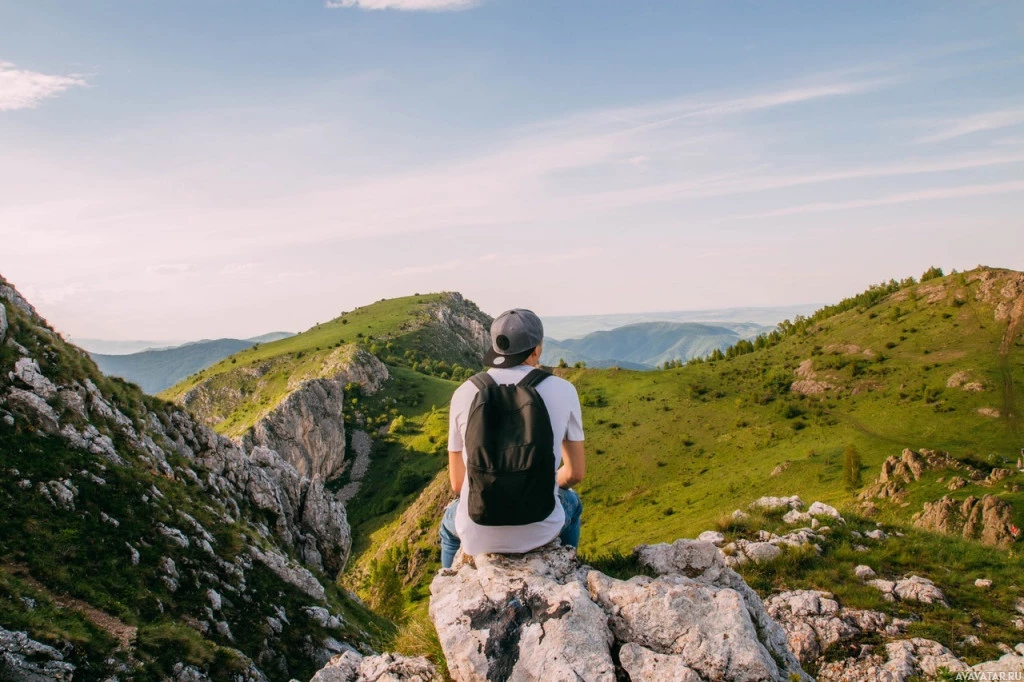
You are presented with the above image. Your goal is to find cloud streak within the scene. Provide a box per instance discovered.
[915,108,1024,144]
[0,61,86,111]
[729,180,1024,220]
[325,0,479,11]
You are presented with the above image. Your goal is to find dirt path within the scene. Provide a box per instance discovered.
[6,563,137,651]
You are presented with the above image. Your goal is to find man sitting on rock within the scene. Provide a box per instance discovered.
[439,308,586,569]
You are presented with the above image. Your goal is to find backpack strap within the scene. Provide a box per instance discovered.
[469,371,497,391]
[517,368,550,389]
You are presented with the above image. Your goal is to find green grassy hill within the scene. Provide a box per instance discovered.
[572,266,1022,551]
[160,292,487,439]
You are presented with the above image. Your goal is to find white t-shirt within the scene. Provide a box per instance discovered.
[447,364,585,556]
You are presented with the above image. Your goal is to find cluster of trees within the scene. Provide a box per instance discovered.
[556,359,587,369]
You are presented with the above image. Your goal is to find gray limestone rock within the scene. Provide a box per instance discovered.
[310,651,439,682]
[249,546,325,602]
[5,388,59,433]
[9,358,56,400]
[0,625,75,681]
[817,638,967,682]
[892,575,948,606]
[765,590,897,664]
[428,540,807,682]
[617,643,703,682]
[429,545,617,682]
[750,495,804,511]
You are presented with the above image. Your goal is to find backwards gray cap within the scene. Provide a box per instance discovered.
[483,308,544,368]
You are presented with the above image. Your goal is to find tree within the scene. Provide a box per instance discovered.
[843,444,862,490]
[557,358,568,368]
[363,545,407,621]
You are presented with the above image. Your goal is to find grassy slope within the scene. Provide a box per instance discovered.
[336,268,1024,671]
[159,294,458,438]
[0,289,389,681]
[571,268,1022,552]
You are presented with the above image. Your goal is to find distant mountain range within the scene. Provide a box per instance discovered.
[88,332,293,394]
[541,321,771,369]
[542,304,819,341]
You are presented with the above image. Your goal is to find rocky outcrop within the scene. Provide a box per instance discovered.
[765,590,906,664]
[429,540,809,682]
[913,494,1019,547]
[242,349,388,481]
[310,651,439,682]
[859,448,979,501]
[867,575,948,606]
[816,637,967,681]
[430,293,490,357]
[0,626,75,681]
[947,370,985,392]
[193,435,352,574]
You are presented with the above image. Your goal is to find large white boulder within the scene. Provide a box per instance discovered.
[429,540,809,682]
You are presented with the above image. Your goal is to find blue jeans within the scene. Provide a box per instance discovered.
[439,488,583,569]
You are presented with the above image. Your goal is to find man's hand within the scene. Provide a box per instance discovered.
[557,440,585,489]
[448,451,465,494]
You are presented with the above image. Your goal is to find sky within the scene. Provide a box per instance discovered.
[1,1,1023,341]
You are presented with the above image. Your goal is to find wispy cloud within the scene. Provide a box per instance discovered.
[0,61,86,111]
[146,263,197,276]
[391,254,498,277]
[325,0,479,11]
[915,108,1024,144]
[729,180,1024,220]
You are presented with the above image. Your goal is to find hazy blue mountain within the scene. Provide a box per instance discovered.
[247,331,295,344]
[543,304,818,341]
[89,332,293,394]
[71,338,185,355]
[541,322,741,369]
[541,338,652,370]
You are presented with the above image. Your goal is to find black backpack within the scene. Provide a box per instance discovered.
[464,369,556,526]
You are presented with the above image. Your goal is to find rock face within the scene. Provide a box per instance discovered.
[242,349,388,481]
[429,540,809,682]
[428,293,491,364]
[0,626,75,681]
[914,493,1019,547]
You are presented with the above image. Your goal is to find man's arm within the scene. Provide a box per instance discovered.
[557,440,585,489]
[448,451,466,494]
